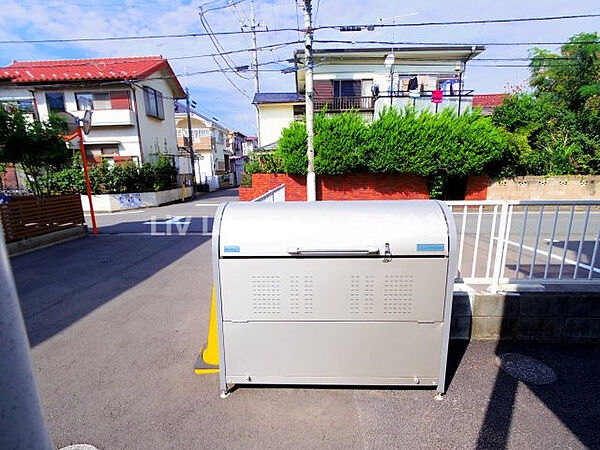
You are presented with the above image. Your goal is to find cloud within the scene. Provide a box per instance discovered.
[1,0,598,134]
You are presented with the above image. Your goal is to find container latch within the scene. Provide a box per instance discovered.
[383,243,392,262]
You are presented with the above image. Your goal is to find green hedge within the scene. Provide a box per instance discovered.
[247,108,510,197]
[49,153,178,195]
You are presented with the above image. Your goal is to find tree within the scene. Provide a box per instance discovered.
[0,107,71,196]
[492,32,600,175]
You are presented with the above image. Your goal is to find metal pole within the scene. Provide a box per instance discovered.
[250,0,261,143]
[186,87,196,194]
[389,66,393,107]
[303,0,316,201]
[457,70,463,116]
[78,127,98,236]
[0,226,53,450]
[250,0,260,94]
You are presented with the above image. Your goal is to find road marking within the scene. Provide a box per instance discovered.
[504,239,600,275]
[85,210,146,216]
[143,216,191,225]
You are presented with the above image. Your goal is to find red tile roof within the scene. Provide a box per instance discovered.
[0,56,185,97]
[473,94,506,108]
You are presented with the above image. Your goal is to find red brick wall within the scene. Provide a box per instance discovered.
[240,173,429,201]
[465,175,490,200]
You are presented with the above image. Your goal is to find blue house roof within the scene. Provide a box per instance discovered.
[252,92,304,104]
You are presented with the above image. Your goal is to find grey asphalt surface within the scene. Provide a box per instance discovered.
[8,190,600,449]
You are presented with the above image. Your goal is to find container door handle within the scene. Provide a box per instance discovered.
[287,246,380,255]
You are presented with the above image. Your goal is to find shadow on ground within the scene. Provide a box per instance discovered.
[476,338,600,448]
[11,233,209,346]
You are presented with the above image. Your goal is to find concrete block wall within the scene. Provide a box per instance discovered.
[465,175,600,200]
[240,173,430,201]
[451,291,600,342]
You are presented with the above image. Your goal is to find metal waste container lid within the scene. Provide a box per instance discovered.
[217,200,450,258]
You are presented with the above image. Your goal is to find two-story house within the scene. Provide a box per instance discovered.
[254,46,484,148]
[174,102,231,191]
[0,56,187,180]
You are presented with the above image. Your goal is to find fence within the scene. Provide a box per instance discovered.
[0,195,85,243]
[252,190,600,290]
[448,200,600,291]
[251,184,286,202]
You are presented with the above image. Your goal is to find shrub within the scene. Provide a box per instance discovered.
[50,153,178,195]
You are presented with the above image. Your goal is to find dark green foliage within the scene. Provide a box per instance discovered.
[365,108,506,178]
[0,108,71,196]
[314,111,368,174]
[270,108,509,197]
[50,153,178,195]
[278,120,308,174]
[493,32,600,176]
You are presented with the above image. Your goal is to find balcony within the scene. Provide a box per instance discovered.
[313,96,374,112]
[73,109,135,127]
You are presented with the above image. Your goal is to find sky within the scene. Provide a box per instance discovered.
[0,0,598,135]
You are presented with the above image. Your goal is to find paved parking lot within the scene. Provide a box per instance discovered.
[9,190,600,449]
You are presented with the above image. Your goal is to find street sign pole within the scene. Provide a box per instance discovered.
[78,126,98,236]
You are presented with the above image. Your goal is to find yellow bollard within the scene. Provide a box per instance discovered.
[194,286,220,374]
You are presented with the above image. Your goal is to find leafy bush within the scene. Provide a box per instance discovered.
[0,108,71,196]
[50,153,177,195]
[266,108,509,196]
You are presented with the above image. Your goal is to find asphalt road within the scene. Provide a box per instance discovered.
[7,190,600,449]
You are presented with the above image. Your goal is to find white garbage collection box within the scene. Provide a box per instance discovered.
[212,200,457,396]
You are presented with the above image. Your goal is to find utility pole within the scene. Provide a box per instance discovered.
[185,86,196,194]
[243,0,263,144]
[303,0,316,201]
[249,0,260,93]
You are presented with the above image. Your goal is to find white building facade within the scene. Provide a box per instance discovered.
[254,46,484,148]
[0,56,187,179]
[174,103,232,191]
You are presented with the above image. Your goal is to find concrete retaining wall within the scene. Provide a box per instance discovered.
[451,291,600,342]
[81,187,192,213]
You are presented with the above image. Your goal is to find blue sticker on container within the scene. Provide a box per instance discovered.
[417,243,445,252]
[224,245,241,253]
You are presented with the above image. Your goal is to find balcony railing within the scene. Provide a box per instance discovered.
[313,96,375,112]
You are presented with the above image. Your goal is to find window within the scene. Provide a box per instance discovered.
[143,86,164,120]
[45,92,65,113]
[0,99,34,114]
[75,91,131,110]
[17,99,34,113]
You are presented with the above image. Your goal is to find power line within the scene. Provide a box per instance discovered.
[315,13,600,31]
[3,13,598,45]
[0,28,299,45]
[312,39,600,47]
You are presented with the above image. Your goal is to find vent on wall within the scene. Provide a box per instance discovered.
[251,275,281,315]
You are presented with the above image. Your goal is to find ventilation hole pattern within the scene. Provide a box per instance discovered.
[383,274,414,315]
[251,275,281,315]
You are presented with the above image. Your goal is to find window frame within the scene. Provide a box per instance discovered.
[45,92,66,113]
[143,86,165,120]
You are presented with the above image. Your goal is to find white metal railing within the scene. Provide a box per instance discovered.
[246,192,599,290]
[447,200,600,291]
[251,184,286,202]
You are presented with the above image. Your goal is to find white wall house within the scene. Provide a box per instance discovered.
[254,46,484,148]
[174,103,232,191]
[0,56,187,179]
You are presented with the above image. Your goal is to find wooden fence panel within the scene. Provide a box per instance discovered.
[0,195,84,242]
